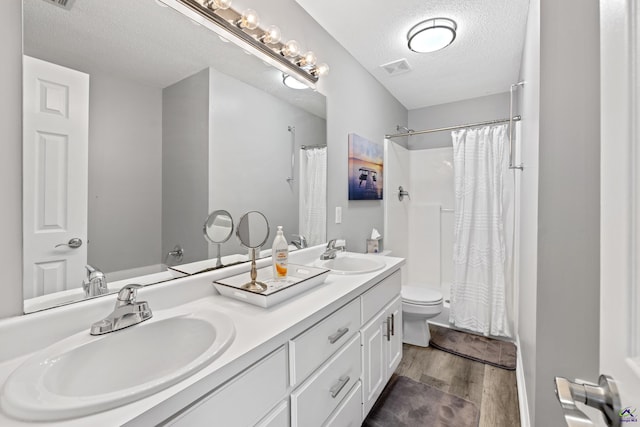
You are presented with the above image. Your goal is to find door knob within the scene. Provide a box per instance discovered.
[554,374,621,427]
[55,238,83,249]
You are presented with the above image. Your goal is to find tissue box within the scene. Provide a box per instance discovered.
[366,238,381,254]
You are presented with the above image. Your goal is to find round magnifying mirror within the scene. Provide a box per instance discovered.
[204,210,234,244]
[236,211,270,292]
[203,210,234,268]
[236,211,270,249]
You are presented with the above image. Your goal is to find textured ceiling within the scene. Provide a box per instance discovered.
[23,0,325,118]
[294,0,530,110]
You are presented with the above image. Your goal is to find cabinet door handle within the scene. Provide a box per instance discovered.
[391,313,395,336]
[330,375,350,398]
[386,316,391,342]
[328,327,349,344]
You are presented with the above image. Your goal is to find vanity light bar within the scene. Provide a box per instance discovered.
[177,0,328,86]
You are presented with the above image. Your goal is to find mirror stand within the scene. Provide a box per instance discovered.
[215,243,223,268]
[243,248,267,292]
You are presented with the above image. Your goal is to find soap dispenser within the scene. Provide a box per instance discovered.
[272,226,289,279]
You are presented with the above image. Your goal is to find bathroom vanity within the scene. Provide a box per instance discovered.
[0,247,404,426]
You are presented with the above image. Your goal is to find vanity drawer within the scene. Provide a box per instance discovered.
[167,346,287,427]
[361,270,401,324]
[323,380,362,427]
[291,333,361,427]
[290,298,360,385]
[255,400,289,427]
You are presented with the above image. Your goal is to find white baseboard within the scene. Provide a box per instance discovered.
[516,335,531,427]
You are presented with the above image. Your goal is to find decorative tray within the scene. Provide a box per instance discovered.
[212,264,330,308]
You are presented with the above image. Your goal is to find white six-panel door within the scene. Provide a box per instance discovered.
[22,56,89,299]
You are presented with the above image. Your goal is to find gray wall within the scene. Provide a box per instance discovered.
[162,69,211,266]
[0,0,23,318]
[517,0,540,421]
[534,0,600,425]
[88,71,162,274]
[208,68,326,256]
[408,92,510,150]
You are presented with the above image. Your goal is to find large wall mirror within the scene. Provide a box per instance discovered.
[22,0,327,313]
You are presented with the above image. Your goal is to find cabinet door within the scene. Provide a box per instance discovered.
[386,297,403,375]
[361,308,388,417]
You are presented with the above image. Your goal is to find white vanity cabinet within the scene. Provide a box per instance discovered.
[288,270,402,427]
[360,273,402,417]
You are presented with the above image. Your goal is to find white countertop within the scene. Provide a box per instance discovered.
[0,246,404,426]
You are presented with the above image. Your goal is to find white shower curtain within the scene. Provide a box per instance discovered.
[449,124,511,337]
[299,147,327,246]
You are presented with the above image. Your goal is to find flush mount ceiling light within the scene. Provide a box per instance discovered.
[282,74,308,90]
[407,18,457,53]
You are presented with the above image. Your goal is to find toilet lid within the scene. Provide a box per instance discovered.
[402,285,443,305]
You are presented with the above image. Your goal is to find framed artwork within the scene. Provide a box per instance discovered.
[348,133,383,200]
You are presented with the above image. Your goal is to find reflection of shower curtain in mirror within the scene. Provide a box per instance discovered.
[299,147,327,246]
[450,124,512,337]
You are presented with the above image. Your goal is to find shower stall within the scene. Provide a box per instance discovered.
[384,86,523,338]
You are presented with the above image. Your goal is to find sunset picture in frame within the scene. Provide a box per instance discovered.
[348,133,383,200]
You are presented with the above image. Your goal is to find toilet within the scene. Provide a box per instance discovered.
[401,284,444,347]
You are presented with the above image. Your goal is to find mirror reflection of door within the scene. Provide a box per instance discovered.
[22,56,89,299]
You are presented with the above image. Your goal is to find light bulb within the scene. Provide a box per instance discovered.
[297,51,317,67]
[313,63,330,77]
[202,0,231,10]
[281,40,300,58]
[261,25,282,44]
[238,9,260,30]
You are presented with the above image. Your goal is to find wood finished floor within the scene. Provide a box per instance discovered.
[394,343,520,427]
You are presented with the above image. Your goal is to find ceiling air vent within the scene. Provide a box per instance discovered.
[380,59,412,76]
[40,0,75,11]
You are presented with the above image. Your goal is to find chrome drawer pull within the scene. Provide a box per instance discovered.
[391,313,395,336]
[328,327,349,344]
[330,375,351,398]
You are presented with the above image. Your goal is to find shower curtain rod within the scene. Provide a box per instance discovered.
[300,144,327,149]
[384,115,521,139]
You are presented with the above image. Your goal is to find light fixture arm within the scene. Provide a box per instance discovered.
[168,0,322,87]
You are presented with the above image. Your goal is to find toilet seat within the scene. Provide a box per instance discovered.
[401,285,443,306]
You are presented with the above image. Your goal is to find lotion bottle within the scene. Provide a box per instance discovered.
[272,226,289,279]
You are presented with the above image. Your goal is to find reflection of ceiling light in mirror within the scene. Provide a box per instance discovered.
[283,74,309,90]
[407,18,457,53]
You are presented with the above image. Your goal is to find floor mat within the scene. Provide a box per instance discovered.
[363,375,479,427]
[429,324,517,370]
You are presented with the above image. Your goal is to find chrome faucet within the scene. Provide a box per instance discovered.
[291,234,308,249]
[83,265,108,297]
[90,284,153,335]
[320,239,346,260]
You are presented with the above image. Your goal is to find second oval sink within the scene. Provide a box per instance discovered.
[1,307,235,421]
[319,253,386,275]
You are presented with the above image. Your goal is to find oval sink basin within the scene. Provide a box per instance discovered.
[319,254,386,275]
[1,308,235,421]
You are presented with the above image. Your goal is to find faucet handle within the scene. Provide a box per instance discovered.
[326,239,337,249]
[117,284,143,305]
